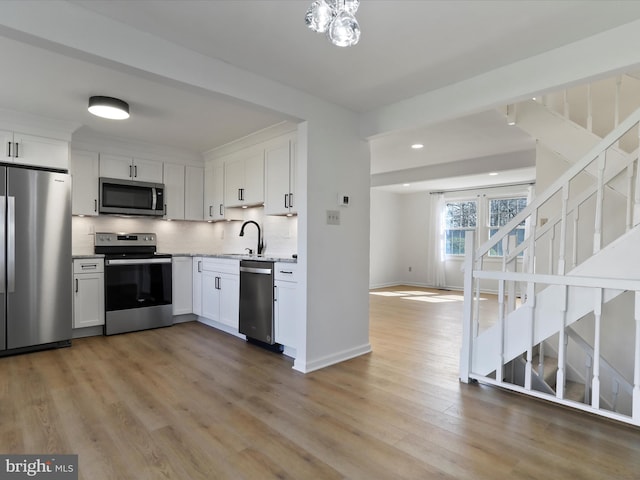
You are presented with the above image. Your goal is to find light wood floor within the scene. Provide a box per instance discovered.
[2,285,640,479]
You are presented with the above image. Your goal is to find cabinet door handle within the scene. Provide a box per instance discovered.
[289,193,293,208]
[197,260,202,273]
[274,285,278,302]
[134,165,138,178]
[208,205,212,218]
[164,204,167,216]
[75,278,79,293]
[81,264,97,270]
[219,204,223,216]
[284,194,288,209]
[215,276,221,290]
[279,270,293,275]
[129,165,133,178]
[94,199,97,212]
[6,141,10,158]
[14,142,18,158]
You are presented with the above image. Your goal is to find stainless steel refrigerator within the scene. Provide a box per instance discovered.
[0,166,72,354]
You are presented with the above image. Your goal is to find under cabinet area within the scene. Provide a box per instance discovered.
[73,258,105,330]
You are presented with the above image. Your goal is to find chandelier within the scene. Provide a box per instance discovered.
[305,0,361,47]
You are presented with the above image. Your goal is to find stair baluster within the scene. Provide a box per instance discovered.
[587,83,593,133]
[556,285,568,400]
[633,291,640,422]
[634,143,640,227]
[459,231,476,384]
[626,163,634,233]
[585,355,593,405]
[593,152,606,254]
[591,289,603,409]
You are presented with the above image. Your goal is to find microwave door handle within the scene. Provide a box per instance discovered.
[152,187,157,211]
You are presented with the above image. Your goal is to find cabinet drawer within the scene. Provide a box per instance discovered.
[202,258,239,274]
[73,258,104,274]
[275,263,298,282]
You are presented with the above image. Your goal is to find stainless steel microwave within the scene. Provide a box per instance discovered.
[99,177,165,216]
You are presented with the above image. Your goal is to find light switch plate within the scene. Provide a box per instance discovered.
[326,210,340,225]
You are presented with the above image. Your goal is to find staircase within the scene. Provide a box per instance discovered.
[460,77,640,426]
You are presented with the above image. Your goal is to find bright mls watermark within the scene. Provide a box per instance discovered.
[0,455,77,479]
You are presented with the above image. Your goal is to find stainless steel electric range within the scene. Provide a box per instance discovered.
[95,232,172,335]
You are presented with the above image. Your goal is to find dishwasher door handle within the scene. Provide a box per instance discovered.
[240,266,272,275]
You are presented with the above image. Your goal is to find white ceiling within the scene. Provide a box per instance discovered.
[2,1,640,191]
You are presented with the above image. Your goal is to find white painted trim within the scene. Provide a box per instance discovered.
[293,343,372,374]
[470,375,637,427]
[197,317,246,340]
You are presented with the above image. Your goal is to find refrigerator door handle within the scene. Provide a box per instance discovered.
[0,198,4,294]
[7,196,14,293]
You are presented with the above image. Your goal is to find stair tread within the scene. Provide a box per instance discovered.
[564,380,587,403]
[531,355,558,386]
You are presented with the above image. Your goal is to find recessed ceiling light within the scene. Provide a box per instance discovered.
[411,143,424,150]
[403,183,411,187]
[489,172,499,176]
[88,96,130,120]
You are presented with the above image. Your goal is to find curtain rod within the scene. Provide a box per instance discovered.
[429,181,535,195]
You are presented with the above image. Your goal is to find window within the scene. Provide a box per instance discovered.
[444,201,477,255]
[488,197,527,256]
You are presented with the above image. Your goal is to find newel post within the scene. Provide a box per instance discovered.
[460,230,476,383]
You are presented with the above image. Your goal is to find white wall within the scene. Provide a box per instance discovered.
[369,189,403,288]
[371,185,530,291]
[301,116,372,372]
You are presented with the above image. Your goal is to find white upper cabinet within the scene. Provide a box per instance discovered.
[185,166,204,221]
[204,162,242,221]
[99,153,163,183]
[224,150,264,207]
[1,130,69,170]
[163,162,185,219]
[70,150,100,216]
[265,134,297,216]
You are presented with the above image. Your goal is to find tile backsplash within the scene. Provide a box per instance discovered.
[72,208,297,258]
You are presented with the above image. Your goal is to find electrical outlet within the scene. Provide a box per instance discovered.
[326,210,340,225]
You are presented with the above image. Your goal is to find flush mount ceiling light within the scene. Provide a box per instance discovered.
[411,143,424,150]
[88,96,130,120]
[305,0,361,47]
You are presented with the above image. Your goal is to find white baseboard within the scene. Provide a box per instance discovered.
[293,342,372,374]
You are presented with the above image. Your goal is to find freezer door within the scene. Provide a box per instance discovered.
[6,168,72,349]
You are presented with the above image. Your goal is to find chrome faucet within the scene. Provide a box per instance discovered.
[239,220,263,255]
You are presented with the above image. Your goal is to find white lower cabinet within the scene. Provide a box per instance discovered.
[192,257,203,316]
[199,258,240,330]
[274,262,298,349]
[172,256,193,316]
[73,258,105,329]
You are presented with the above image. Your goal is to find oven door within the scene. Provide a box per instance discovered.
[104,257,173,335]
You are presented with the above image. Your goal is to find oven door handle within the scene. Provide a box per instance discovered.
[106,258,172,266]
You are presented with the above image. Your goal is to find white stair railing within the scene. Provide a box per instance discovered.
[460,104,640,427]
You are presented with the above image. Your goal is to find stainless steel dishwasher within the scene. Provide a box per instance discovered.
[239,260,281,349]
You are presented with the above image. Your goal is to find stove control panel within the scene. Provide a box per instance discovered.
[95,232,157,247]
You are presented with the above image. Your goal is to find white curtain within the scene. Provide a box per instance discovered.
[428,192,446,288]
